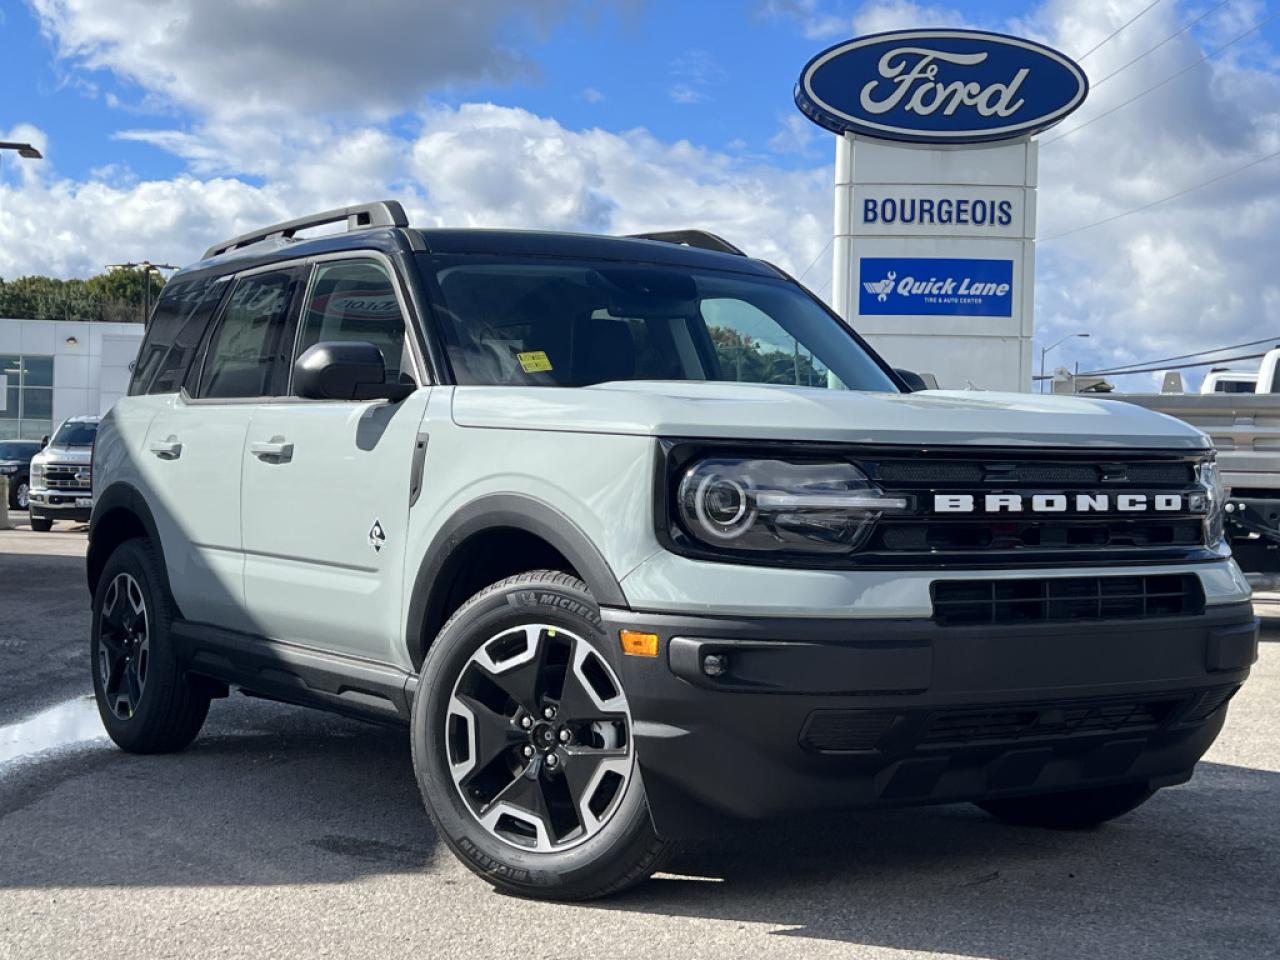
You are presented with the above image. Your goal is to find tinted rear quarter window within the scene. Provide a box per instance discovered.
[196,268,302,399]
[129,275,220,396]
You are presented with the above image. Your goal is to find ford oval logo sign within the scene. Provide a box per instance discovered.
[795,29,1088,144]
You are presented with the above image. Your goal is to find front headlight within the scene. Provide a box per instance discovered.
[0,464,16,474]
[674,457,909,556]
[29,463,44,487]
[1198,459,1226,546]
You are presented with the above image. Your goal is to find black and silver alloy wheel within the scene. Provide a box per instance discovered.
[90,538,211,754]
[97,572,151,719]
[14,480,29,510]
[447,622,634,852]
[413,570,670,900]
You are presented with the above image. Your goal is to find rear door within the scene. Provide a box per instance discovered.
[141,264,305,634]
[240,255,430,662]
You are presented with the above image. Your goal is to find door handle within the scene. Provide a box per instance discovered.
[251,437,294,463]
[149,437,182,460]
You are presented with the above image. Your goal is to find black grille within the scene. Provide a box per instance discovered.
[919,695,1185,746]
[874,459,1194,487]
[877,518,1204,552]
[931,574,1205,626]
[863,453,1208,565]
[797,687,1234,753]
[801,711,898,752]
[1185,685,1240,722]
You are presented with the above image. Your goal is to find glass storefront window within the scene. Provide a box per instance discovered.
[23,356,53,387]
[0,352,55,440]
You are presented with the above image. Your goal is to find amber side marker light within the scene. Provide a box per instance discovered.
[620,630,660,657]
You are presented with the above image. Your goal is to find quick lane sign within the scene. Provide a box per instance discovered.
[795,29,1088,144]
[859,257,1013,317]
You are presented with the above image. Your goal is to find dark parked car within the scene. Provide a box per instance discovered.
[0,439,42,511]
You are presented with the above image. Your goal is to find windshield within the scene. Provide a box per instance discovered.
[52,421,98,446]
[0,441,37,461]
[423,257,899,392]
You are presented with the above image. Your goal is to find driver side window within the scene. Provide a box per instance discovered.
[295,260,413,386]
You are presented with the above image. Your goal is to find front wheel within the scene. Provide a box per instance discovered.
[976,782,1156,829]
[412,570,671,900]
[28,512,52,532]
[12,480,29,510]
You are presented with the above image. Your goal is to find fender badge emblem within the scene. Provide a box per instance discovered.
[368,520,386,552]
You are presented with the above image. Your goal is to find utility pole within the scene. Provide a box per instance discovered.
[105,261,178,324]
[0,141,42,220]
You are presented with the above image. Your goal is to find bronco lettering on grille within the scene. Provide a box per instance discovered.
[933,493,1190,513]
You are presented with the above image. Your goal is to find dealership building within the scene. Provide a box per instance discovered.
[0,318,143,441]
[795,29,1089,391]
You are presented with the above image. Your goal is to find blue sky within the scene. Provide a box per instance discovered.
[2,0,1279,387]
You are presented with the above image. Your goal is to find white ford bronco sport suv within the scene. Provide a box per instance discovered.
[89,201,1257,900]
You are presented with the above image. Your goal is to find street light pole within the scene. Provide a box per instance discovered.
[105,261,178,324]
[0,141,43,220]
[1039,332,1090,394]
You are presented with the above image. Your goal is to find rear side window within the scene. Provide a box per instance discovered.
[196,268,302,399]
[295,260,412,385]
[129,275,216,396]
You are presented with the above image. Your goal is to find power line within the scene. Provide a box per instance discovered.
[1091,0,1234,89]
[1086,335,1280,375]
[1081,350,1269,377]
[1075,0,1167,61]
[1043,10,1279,146]
[1038,145,1280,241]
[794,236,833,286]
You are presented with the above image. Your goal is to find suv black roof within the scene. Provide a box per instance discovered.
[185,200,783,282]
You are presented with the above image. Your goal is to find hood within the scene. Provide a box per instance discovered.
[34,445,93,466]
[451,382,1210,449]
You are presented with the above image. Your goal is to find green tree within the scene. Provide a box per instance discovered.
[0,268,164,323]
[709,325,825,386]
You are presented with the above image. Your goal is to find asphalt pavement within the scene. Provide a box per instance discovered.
[1,521,1277,960]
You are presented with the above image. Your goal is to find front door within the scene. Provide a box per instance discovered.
[142,265,305,635]
[240,256,430,664]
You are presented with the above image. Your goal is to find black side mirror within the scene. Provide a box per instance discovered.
[894,368,931,393]
[293,341,414,402]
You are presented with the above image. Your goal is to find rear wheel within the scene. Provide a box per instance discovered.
[28,512,52,532]
[412,570,671,900]
[90,538,211,753]
[976,782,1156,829]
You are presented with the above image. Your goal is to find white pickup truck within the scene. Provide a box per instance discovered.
[1114,348,1280,572]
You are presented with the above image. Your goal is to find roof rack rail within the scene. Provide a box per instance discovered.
[626,229,746,257]
[202,200,409,260]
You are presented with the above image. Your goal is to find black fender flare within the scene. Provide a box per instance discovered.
[87,481,167,598]
[405,494,627,663]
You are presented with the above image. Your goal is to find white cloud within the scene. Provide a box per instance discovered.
[755,0,848,40]
[769,114,818,155]
[667,84,706,105]
[581,87,606,103]
[0,106,833,283]
[27,0,608,119]
[850,0,972,35]
[8,0,1280,395]
[1026,0,1280,387]
[667,48,724,104]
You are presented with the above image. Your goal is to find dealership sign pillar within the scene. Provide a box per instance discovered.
[796,30,1088,392]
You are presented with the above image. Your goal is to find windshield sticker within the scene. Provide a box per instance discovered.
[517,350,553,373]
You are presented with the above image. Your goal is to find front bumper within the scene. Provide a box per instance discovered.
[27,489,94,522]
[601,602,1258,837]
